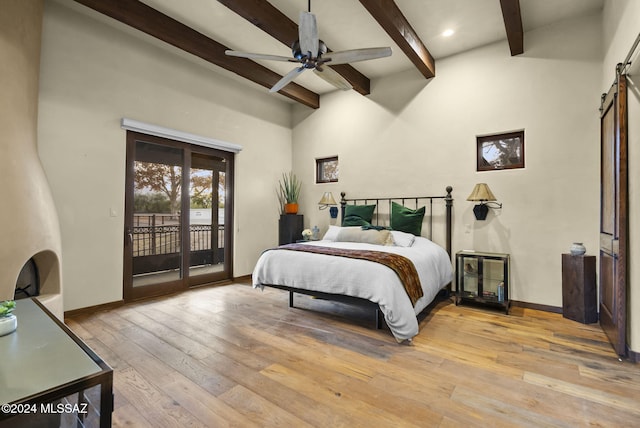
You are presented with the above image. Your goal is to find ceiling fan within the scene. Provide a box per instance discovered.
[225,1,392,93]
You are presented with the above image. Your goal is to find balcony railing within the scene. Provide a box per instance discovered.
[132,214,224,257]
[131,214,226,276]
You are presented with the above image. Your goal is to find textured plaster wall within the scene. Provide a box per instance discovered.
[0,0,63,318]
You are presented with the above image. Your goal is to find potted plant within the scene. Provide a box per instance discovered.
[0,300,17,336]
[278,171,301,214]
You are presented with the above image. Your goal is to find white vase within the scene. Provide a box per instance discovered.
[0,314,17,336]
[570,242,586,256]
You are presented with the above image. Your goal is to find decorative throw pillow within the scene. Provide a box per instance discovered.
[390,230,416,247]
[322,226,362,241]
[341,204,376,226]
[336,228,393,246]
[391,202,425,236]
[321,225,342,241]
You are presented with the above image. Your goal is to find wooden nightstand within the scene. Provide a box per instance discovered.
[561,254,597,323]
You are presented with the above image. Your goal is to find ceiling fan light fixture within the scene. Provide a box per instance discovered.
[225,3,391,93]
[291,39,327,62]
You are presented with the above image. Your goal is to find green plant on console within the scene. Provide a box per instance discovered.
[278,171,301,203]
[0,300,16,318]
[277,171,302,214]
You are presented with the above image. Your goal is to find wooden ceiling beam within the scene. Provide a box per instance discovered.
[217,0,371,95]
[359,0,435,79]
[499,0,524,56]
[73,0,320,108]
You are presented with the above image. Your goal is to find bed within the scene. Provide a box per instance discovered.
[252,187,454,343]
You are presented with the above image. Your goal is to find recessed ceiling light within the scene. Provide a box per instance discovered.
[442,29,455,37]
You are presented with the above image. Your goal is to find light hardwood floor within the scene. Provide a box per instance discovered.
[65,283,640,427]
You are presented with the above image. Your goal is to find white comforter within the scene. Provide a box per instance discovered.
[252,237,453,342]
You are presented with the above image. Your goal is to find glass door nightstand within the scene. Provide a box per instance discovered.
[456,250,510,314]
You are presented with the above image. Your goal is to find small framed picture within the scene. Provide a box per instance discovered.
[316,156,339,183]
[476,130,524,171]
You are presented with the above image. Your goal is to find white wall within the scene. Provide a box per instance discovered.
[293,12,602,308]
[37,0,292,311]
[602,0,640,354]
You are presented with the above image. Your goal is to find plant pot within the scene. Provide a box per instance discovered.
[0,314,17,336]
[284,203,299,214]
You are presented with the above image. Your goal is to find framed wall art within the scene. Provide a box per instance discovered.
[476,130,524,171]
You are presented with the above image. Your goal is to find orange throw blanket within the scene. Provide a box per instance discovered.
[276,243,423,306]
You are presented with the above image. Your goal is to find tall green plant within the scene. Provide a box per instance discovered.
[278,172,301,204]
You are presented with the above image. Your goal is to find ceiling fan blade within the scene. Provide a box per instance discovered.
[225,50,296,62]
[299,11,319,57]
[270,66,306,93]
[314,67,353,91]
[321,47,392,66]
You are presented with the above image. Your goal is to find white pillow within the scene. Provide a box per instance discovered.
[322,225,343,241]
[391,230,416,247]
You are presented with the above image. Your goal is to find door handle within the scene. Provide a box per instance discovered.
[126,228,133,246]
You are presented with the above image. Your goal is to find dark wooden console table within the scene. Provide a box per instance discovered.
[279,214,303,245]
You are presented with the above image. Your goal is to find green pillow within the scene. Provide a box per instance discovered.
[342,204,376,226]
[342,214,372,227]
[391,202,425,236]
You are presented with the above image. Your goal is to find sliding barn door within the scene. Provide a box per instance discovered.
[599,71,627,357]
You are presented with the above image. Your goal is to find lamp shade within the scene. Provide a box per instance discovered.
[466,183,497,202]
[318,192,337,206]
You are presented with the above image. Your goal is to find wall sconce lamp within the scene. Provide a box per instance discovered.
[467,183,502,220]
[318,192,338,218]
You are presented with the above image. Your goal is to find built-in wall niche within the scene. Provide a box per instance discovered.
[14,258,39,300]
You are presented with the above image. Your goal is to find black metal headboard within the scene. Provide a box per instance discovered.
[339,186,453,258]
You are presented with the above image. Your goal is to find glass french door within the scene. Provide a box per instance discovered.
[188,152,229,285]
[123,132,233,301]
